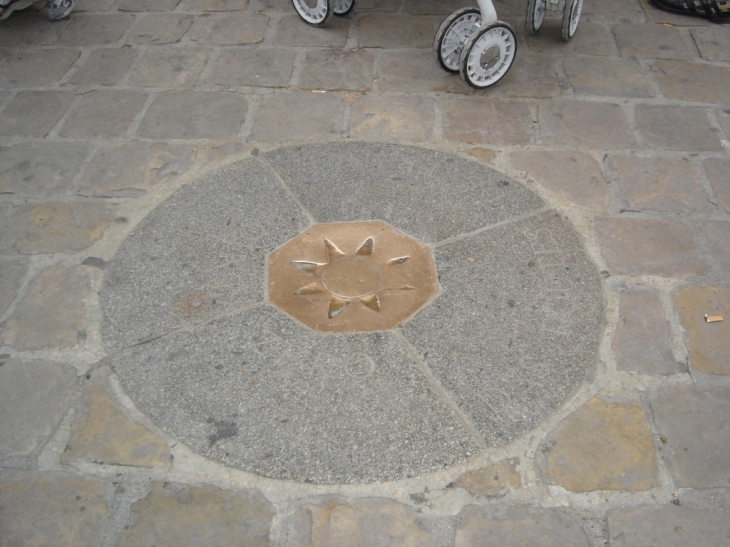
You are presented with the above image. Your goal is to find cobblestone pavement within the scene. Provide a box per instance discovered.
[1,0,730,545]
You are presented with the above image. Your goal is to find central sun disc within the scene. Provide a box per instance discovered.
[321,257,382,298]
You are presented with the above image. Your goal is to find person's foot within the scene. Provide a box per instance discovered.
[0,0,35,21]
[47,0,74,21]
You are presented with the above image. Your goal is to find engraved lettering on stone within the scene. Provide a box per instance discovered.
[244,330,292,365]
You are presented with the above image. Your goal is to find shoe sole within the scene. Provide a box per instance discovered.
[48,3,74,21]
[0,0,34,20]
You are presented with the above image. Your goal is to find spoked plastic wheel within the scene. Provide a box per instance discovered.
[333,0,355,15]
[526,0,547,34]
[292,0,333,27]
[434,7,482,73]
[459,22,517,89]
[562,0,583,40]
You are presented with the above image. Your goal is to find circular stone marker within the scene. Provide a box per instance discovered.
[101,142,604,484]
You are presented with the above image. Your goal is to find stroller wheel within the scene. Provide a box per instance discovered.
[434,8,482,73]
[526,0,547,34]
[333,0,355,15]
[292,0,333,27]
[562,0,583,40]
[459,21,517,89]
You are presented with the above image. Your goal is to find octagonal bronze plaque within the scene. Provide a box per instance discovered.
[268,221,439,332]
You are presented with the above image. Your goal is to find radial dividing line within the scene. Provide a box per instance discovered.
[262,154,318,226]
[432,207,550,249]
[394,330,489,451]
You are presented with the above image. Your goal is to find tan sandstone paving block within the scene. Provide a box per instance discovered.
[137,91,247,139]
[510,150,608,210]
[378,49,469,94]
[251,91,345,142]
[563,56,654,98]
[596,217,705,277]
[443,98,533,145]
[0,202,115,254]
[0,49,80,87]
[205,48,296,87]
[125,14,195,45]
[75,0,116,9]
[0,141,89,196]
[498,55,560,99]
[652,60,730,103]
[349,95,434,142]
[612,288,678,374]
[691,26,730,62]
[0,260,27,316]
[584,0,646,21]
[0,12,64,47]
[78,142,197,197]
[180,0,249,9]
[300,49,375,91]
[538,101,636,149]
[704,221,730,283]
[274,14,349,47]
[55,13,135,46]
[452,458,521,496]
[0,266,94,351]
[358,14,436,48]
[536,397,656,492]
[0,470,114,547]
[614,23,693,60]
[62,374,170,467]
[635,104,723,152]
[607,156,709,213]
[188,12,268,45]
[673,286,730,375]
[524,21,617,57]
[70,47,138,86]
[60,90,147,138]
[0,359,77,456]
[0,91,74,138]
[117,482,274,547]
[651,386,730,487]
[608,506,730,547]
[118,0,182,11]
[703,158,730,213]
[456,506,591,546]
[128,45,209,87]
[718,107,730,139]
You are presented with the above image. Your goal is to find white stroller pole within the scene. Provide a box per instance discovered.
[475,0,498,24]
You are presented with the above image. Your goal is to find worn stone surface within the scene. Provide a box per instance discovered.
[205,47,295,87]
[78,141,197,197]
[128,45,208,87]
[125,13,194,44]
[524,20,618,57]
[703,158,730,214]
[118,0,181,10]
[704,221,730,283]
[538,101,636,149]
[497,54,560,99]
[0,48,79,87]
[614,23,693,60]
[564,56,654,98]
[443,98,533,145]
[62,374,170,467]
[0,202,116,254]
[673,286,730,375]
[0,471,114,547]
[0,141,89,196]
[55,13,135,45]
[251,92,344,141]
[652,60,730,103]
[607,156,709,213]
[180,0,249,9]
[300,49,374,91]
[117,482,273,547]
[273,13,348,47]
[70,47,138,86]
[0,260,26,317]
[456,506,591,547]
[452,458,521,496]
[608,505,730,547]
[0,12,64,47]
[378,49,469,94]
[596,217,705,277]
[137,91,247,138]
[613,288,678,374]
[60,90,147,138]
[1,266,94,351]
[349,95,434,142]
[0,91,74,138]
[188,12,268,44]
[0,359,77,456]
[510,150,608,210]
[692,26,730,62]
[358,14,436,48]
[635,104,723,152]
[537,397,655,492]
[651,386,730,488]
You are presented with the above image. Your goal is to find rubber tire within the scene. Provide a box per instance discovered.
[526,0,546,34]
[561,0,583,41]
[458,21,517,89]
[292,0,333,27]
[334,0,355,16]
[434,8,483,73]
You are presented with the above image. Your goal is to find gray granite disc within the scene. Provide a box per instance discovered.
[101,142,604,484]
